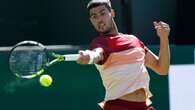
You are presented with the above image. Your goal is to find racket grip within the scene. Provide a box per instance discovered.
[64,54,79,61]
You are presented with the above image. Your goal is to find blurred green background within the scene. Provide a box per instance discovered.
[0,45,194,110]
[0,0,195,110]
[0,0,179,46]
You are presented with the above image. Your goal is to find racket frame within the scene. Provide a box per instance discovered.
[9,40,79,79]
[9,41,47,79]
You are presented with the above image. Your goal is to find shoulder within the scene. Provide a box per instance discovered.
[90,37,105,48]
[120,34,145,43]
[91,37,102,42]
[122,33,148,51]
[90,36,107,50]
[121,34,139,40]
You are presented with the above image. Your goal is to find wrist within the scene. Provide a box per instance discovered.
[88,52,94,64]
[160,37,169,43]
[84,50,100,64]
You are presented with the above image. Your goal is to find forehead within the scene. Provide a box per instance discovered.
[89,5,109,15]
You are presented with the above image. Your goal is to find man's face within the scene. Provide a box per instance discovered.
[89,5,114,34]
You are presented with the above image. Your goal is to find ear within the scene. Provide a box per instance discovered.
[111,9,116,17]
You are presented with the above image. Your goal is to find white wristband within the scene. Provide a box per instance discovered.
[88,53,94,64]
[84,50,100,64]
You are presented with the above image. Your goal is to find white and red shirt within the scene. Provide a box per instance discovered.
[90,33,152,102]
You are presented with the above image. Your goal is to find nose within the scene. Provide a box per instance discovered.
[93,14,103,22]
[96,15,104,24]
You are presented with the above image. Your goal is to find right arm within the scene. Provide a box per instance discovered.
[76,47,104,65]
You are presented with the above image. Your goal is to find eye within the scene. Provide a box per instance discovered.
[90,14,97,20]
[100,11,106,16]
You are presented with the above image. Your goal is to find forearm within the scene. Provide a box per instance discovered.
[157,37,170,75]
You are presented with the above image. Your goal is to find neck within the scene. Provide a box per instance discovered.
[102,29,119,36]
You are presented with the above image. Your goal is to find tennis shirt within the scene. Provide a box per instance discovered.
[90,33,152,103]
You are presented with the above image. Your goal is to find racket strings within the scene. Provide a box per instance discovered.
[9,45,47,77]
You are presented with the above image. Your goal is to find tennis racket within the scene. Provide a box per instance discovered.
[9,40,79,79]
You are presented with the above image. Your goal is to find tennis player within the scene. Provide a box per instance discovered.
[77,0,170,110]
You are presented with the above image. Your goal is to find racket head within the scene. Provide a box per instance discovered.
[9,41,47,79]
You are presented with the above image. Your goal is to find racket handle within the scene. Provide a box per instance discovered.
[63,54,79,61]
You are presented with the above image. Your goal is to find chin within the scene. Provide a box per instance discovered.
[98,30,108,34]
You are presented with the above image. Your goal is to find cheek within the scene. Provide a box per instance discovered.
[90,19,98,27]
[103,15,112,24]
[104,18,111,27]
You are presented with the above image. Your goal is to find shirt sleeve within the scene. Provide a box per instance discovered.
[89,38,110,65]
[126,34,149,54]
[138,39,149,54]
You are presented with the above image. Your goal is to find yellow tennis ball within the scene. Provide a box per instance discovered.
[39,74,52,87]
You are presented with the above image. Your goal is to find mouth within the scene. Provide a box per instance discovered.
[98,23,105,30]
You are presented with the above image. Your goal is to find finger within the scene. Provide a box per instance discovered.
[154,25,161,29]
[159,21,169,28]
[76,55,85,64]
[159,21,168,25]
[154,26,164,31]
[79,50,85,56]
[153,21,163,30]
[153,21,159,26]
[76,57,82,64]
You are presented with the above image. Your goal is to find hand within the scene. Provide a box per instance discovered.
[153,21,170,40]
[76,50,90,64]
